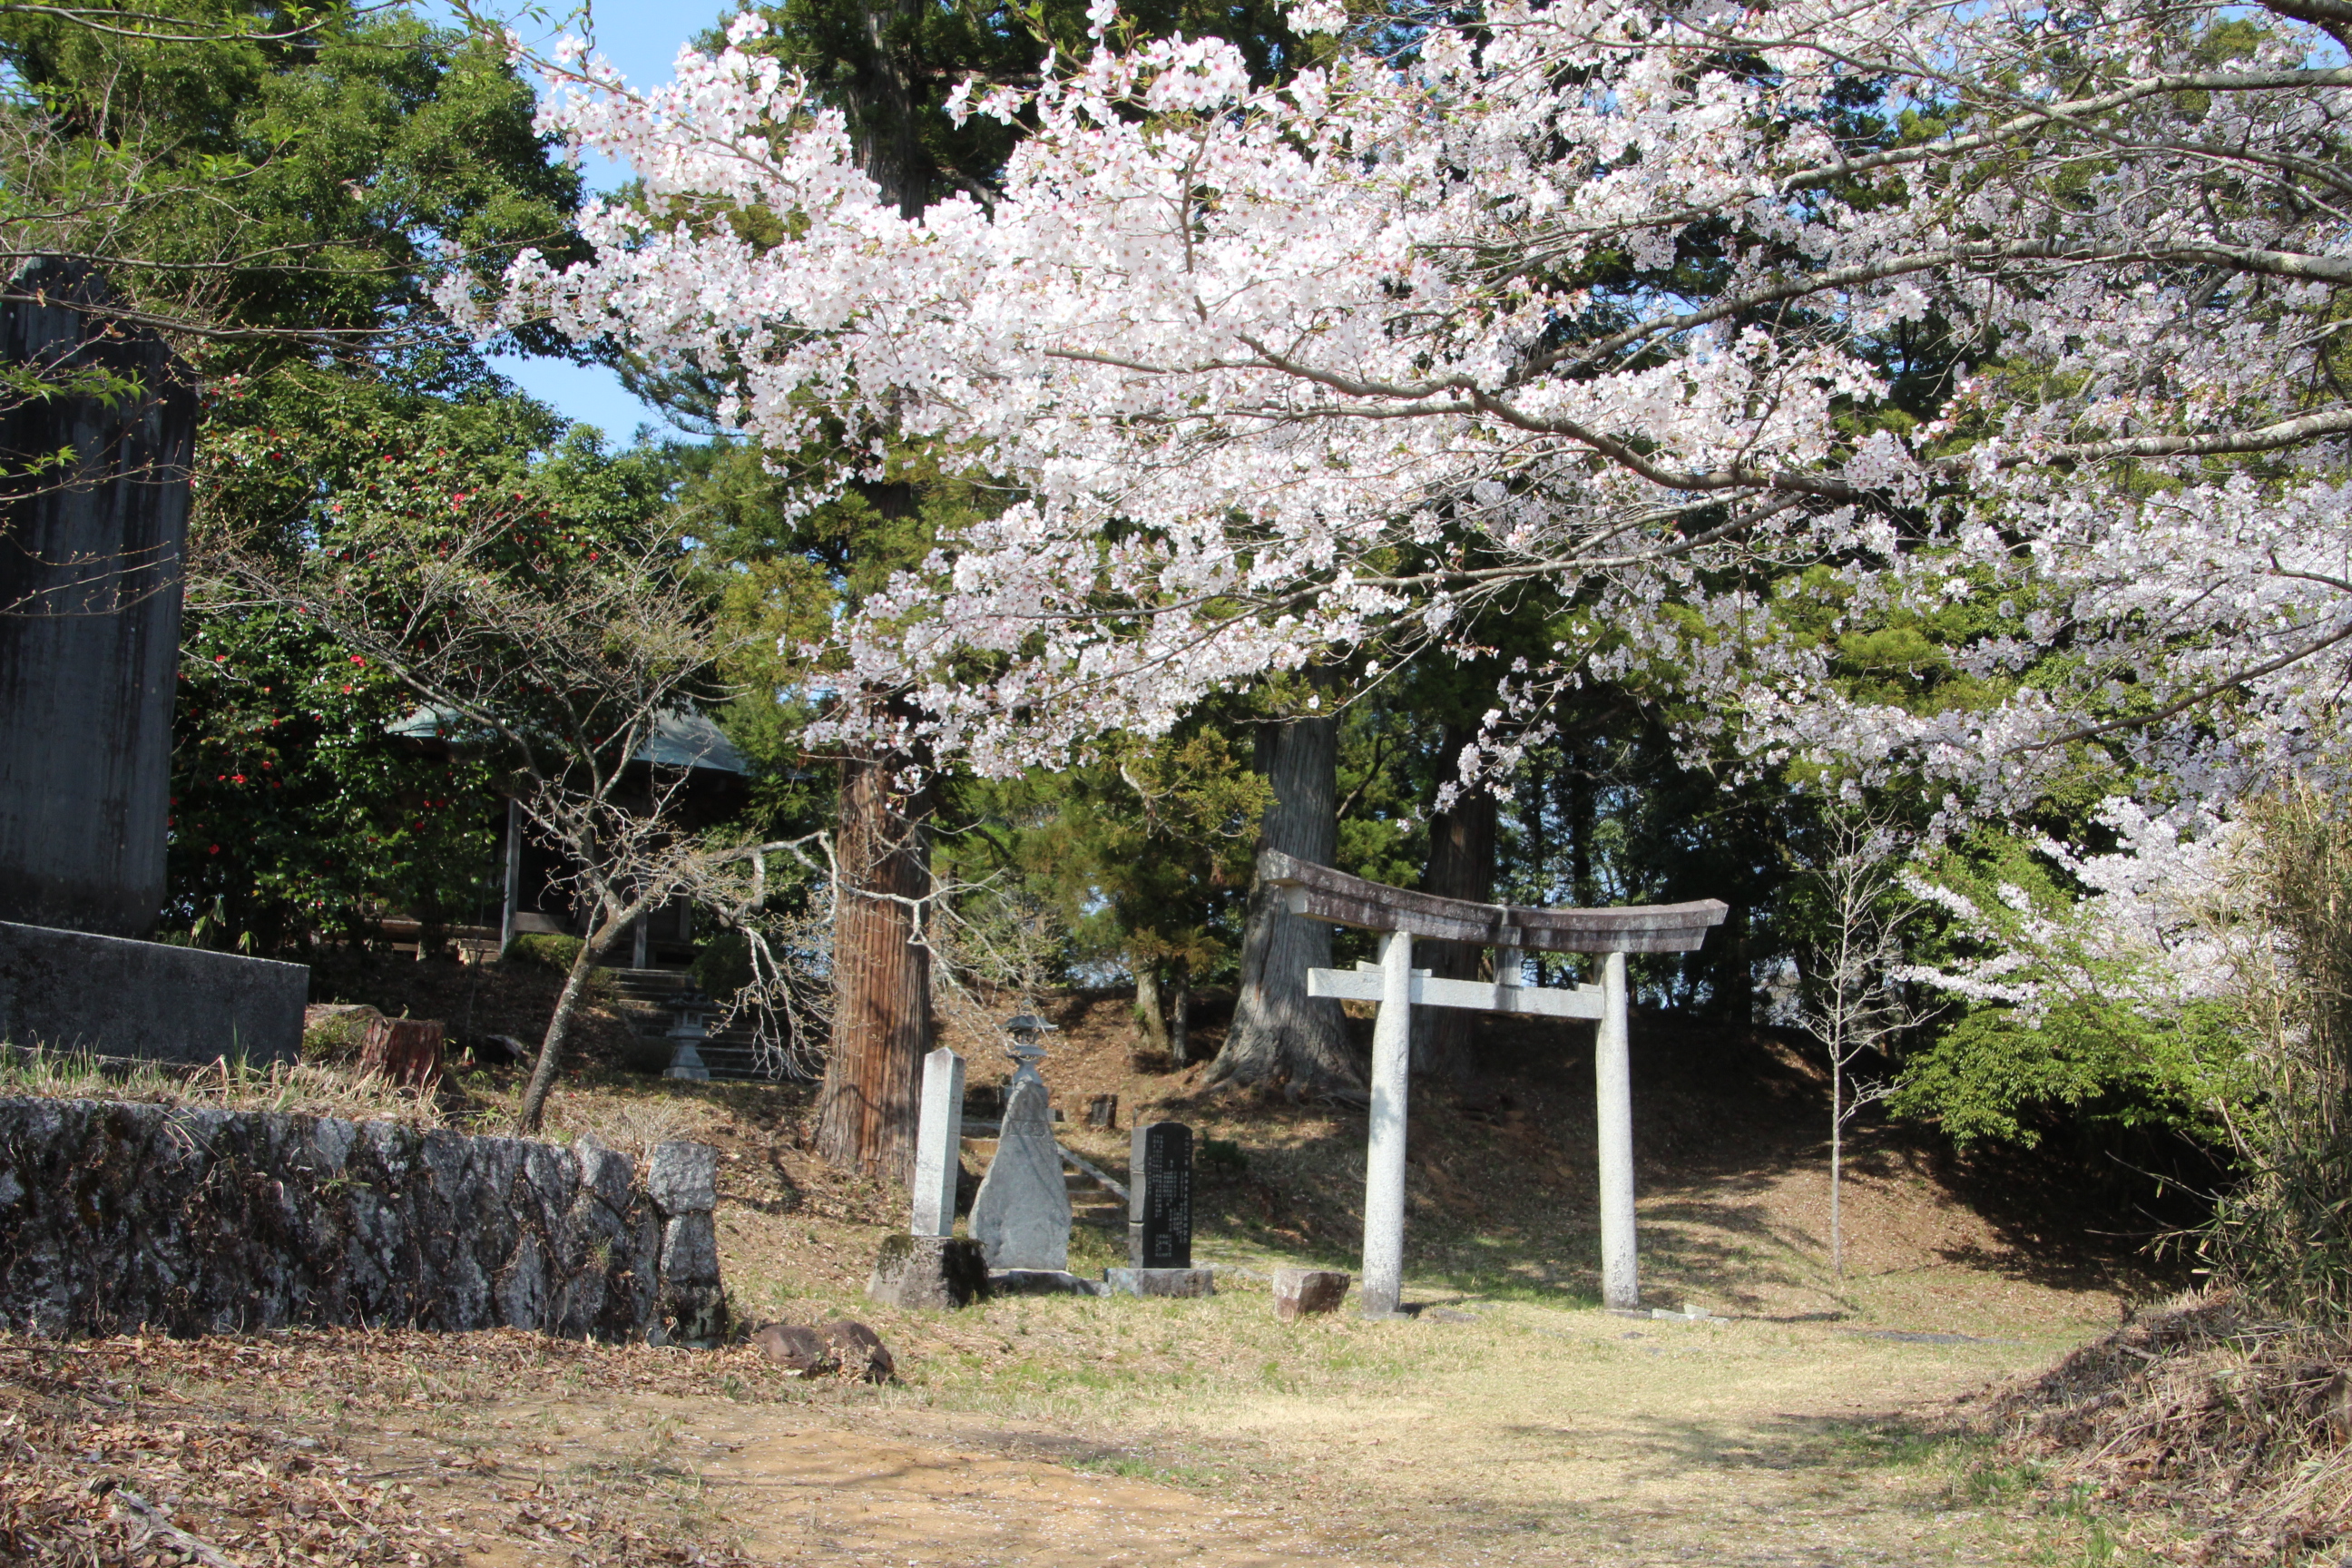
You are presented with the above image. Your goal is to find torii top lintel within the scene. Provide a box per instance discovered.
[1260,850,1729,956]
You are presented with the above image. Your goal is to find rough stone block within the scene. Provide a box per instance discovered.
[660,1212,720,1286]
[0,920,306,1064]
[1104,1267,1214,1298]
[989,1269,1109,1297]
[647,1141,719,1216]
[969,1076,1069,1270]
[865,1233,990,1310]
[1273,1268,1351,1320]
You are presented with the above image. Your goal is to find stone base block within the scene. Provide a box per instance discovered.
[1104,1267,1214,1298]
[867,1234,991,1310]
[988,1269,1109,1297]
[1273,1268,1351,1320]
[0,919,306,1064]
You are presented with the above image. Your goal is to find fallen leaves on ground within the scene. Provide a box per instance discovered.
[0,1328,810,1566]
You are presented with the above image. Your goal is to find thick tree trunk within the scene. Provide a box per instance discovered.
[816,750,933,1181]
[1133,959,1171,1054]
[1206,710,1359,1092]
[848,0,929,217]
[1412,723,1498,1084]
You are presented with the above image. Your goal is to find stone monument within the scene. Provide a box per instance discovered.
[1106,1119,1212,1298]
[865,1045,990,1309]
[0,258,305,1063]
[971,1013,1101,1292]
[911,1045,965,1237]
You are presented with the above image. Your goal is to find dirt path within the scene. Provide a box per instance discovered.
[368,1291,2093,1568]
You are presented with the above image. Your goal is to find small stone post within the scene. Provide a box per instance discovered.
[911,1046,965,1237]
[1595,950,1637,1310]
[1360,926,1413,1318]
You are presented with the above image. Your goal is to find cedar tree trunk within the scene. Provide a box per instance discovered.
[1206,710,1359,1092]
[1133,960,1171,1054]
[816,748,933,1181]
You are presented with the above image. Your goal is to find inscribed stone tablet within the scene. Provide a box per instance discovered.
[1128,1121,1192,1269]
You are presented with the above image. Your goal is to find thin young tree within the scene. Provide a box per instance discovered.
[1791,813,1922,1279]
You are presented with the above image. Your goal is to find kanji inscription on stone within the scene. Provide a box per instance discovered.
[1129,1121,1192,1269]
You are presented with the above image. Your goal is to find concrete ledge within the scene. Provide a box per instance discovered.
[0,919,307,1064]
[1104,1267,1214,1298]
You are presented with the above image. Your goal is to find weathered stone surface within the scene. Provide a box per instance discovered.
[816,1318,895,1382]
[865,1233,989,1310]
[969,1075,1069,1270]
[1104,1267,1214,1299]
[0,1097,716,1340]
[750,1321,836,1375]
[646,1141,718,1216]
[1273,1268,1351,1321]
[910,1047,964,1238]
[0,920,306,1065]
[0,258,194,940]
[988,1269,1108,1297]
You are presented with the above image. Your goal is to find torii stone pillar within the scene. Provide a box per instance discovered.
[1264,850,1726,1317]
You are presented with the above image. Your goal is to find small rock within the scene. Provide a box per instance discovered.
[750,1322,838,1377]
[1104,1267,1214,1298]
[749,1318,897,1383]
[817,1318,897,1382]
[1273,1268,1350,1321]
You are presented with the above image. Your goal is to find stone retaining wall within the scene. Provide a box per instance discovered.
[0,1098,726,1342]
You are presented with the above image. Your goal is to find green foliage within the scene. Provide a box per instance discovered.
[1890,997,2241,1148]
[1886,833,2253,1149]
[170,600,498,950]
[692,930,754,998]
[503,932,585,973]
[0,0,582,358]
[176,377,684,954]
[2210,788,2352,1324]
[939,720,1268,988]
[1197,1137,1248,1172]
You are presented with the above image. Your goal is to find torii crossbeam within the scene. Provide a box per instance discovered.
[1260,850,1728,1317]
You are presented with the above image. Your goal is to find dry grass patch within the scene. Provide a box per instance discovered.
[0,1044,446,1126]
[1987,1288,2352,1563]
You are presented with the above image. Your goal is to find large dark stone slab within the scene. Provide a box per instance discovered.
[0,259,196,938]
[0,919,306,1064]
[1129,1120,1192,1269]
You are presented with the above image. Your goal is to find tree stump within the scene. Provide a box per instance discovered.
[358,1017,443,1088]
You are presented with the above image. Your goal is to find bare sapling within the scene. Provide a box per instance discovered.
[1794,813,1926,1279]
[208,505,824,1131]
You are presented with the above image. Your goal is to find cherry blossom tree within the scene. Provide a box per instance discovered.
[451,0,2352,831]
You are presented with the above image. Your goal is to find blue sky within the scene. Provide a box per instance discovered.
[440,1,738,444]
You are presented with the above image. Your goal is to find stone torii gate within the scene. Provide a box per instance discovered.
[1261,851,1728,1317]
